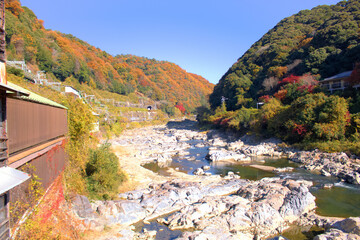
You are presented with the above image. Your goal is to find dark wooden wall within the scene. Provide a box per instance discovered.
[7,98,67,155]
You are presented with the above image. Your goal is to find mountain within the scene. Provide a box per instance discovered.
[210,0,360,110]
[4,0,213,111]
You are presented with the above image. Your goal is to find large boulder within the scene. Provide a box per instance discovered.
[166,195,245,230]
[226,140,244,151]
[206,149,251,162]
[279,185,316,222]
[72,195,97,219]
[115,200,147,225]
[331,217,360,235]
[314,229,360,240]
[210,138,227,147]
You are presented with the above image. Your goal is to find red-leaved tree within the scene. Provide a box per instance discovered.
[278,75,301,85]
[175,102,186,114]
[347,62,360,86]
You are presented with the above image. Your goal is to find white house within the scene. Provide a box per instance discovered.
[319,71,353,93]
[64,86,81,99]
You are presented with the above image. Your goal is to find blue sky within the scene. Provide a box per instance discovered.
[21,0,340,84]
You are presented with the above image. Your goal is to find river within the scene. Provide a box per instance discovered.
[101,120,360,240]
[136,120,360,239]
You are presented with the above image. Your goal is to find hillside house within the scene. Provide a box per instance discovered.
[319,71,358,93]
[64,86,81,99]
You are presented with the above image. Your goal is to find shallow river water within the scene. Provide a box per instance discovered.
[143,139,360,218]
[140,136,360,239]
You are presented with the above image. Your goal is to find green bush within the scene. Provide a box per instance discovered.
[347,113,360,141]
[7,66,24,78]
[288,93,349,141]
[86,143,126,200]
[263,93,350,142]
[196,105,212,124]
[229,107,258,132]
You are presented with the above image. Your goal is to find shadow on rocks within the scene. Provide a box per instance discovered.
[166,119,199,131]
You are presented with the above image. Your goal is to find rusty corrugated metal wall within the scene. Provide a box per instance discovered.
[7,98,67,155]
[9,143,66,228]
[10,144,66,194]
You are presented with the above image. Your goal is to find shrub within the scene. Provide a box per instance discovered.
[347,113,360,141]
[86,143,126,200]
[195,106,212,124]
[228,107,259,132]
[7,66,24,78]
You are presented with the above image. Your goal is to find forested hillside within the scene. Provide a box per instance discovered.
[210,0,360,110]
[4,0,213,111]
[200,0,360,155]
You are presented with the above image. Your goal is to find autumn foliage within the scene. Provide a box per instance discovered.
[347,62,360,86]
[259,95,271,103]
[278,74,301,85]
[4,0,214,112]
[175,102,186,114]
[5,0,23,16]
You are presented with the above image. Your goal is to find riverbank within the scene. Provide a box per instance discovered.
[72,120,360,240]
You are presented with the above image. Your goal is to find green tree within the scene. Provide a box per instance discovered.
[53,53,76,81]
[285,93,349,141]
[36,46,54,72]
[65,97,95,194]
[86,143,126,199]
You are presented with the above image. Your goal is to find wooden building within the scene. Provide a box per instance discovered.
[0,1,68,238]
[319,71,353,93]
[0,84,31,240]
[7,82,68,189]
[0,79,68,240]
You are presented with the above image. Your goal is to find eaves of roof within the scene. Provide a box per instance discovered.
[6,82,67,110]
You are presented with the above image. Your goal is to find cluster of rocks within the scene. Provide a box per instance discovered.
[72,178,319,239]
[72,179,249,230]
[289,151,360,185]
[82,121,360,239]
[111,126,206,166]
[315,217,360,240]
[162,178,315,239]
[113,121,360,187]
[210,132,360,186]
[205,133,284,163]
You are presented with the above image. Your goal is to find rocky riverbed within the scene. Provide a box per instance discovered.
[72,120,360,239]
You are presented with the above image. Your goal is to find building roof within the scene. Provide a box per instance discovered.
[321,71,352,83]
[6,82,67,109]
[0,82,29,96]
[0,167,30,195]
